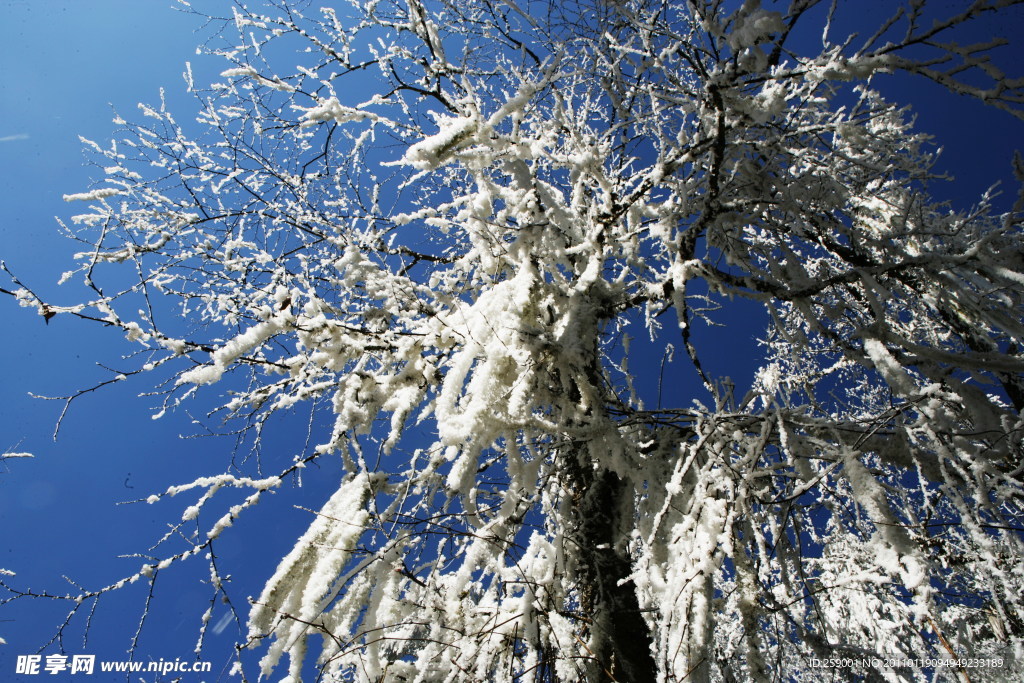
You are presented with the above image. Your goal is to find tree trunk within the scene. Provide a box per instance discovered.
[569,459,658,682]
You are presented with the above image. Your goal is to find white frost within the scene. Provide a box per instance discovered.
[63,188,121,202]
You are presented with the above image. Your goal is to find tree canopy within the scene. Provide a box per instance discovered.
[3,0,1024,681]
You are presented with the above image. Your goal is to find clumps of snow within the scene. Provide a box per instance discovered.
[651,490,730,674]
[727,9,784,50]
[248,472,371,679]
[123,321,149,342]
[159,337,187,356]
[298,97,372,126]
[178,364,226,386]
[178,313,290,385]
[863,337,915,395]
[63,188,121,202]
[146,474,282,504]
[232,6,267,30]
[810,53,894,82]
[395,112,479,170]
[751,79,787,120]
[220,65,259,78]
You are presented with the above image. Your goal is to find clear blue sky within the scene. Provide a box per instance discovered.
[1,1,1022,680]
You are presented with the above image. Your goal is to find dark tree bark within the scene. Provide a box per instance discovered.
[569,457,657,683]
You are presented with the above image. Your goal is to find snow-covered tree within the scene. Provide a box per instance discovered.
[4,0,1024,680]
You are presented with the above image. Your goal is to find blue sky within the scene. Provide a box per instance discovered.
[1,1,1022,681]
